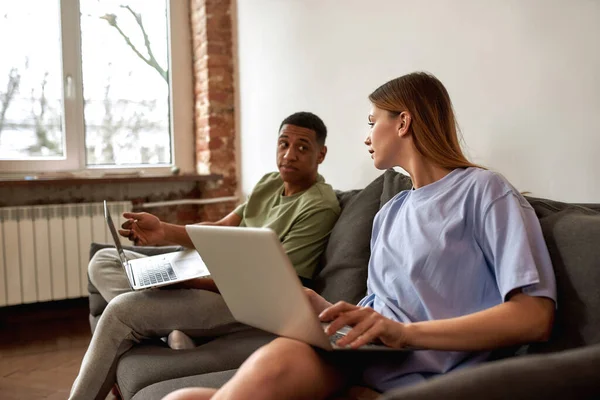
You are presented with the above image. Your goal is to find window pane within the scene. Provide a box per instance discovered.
[0,1,65,160]
[80,0,171,166]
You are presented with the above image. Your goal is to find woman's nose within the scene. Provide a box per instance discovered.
[364,135,371,146]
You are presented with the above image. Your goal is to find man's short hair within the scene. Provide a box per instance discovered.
[279,112,327,146]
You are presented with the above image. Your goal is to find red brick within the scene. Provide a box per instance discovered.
[192,0,236,221]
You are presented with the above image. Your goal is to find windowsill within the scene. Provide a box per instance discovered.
[0,173,222,187]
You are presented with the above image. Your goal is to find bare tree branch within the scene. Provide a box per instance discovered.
[98,82,122,163]
[0,67,21,137]
[100,6,168,83]
[121,5,166,79]
[29,72,60,155]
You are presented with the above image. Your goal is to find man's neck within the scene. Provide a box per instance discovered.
[283,176,317,196]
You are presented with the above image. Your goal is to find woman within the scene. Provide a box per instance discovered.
[163,72,557,400]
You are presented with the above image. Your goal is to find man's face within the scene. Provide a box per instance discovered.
[276,124,325,184]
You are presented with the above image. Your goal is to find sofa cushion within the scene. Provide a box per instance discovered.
[131,370,238,400]
[130,370,381,400]
[313,174,385,304]
[380,169,413,207]
[117,329,276,400]
[380,342,600,400]
[525,197,600,353]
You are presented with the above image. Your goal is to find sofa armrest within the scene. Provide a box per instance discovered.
[380,343,600,400]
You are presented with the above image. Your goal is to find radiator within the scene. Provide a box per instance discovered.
[0,201,132,306]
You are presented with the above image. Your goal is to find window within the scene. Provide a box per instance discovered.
[0,0,193,176]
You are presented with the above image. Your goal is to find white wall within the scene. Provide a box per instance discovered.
[235,0,600,203]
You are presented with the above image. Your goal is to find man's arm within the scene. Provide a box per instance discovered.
[160,211,242,248]
[282,208,339,280]
[120,210,241,248]
[159,211,243,293]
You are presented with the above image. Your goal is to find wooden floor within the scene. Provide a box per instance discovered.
[0,298,115,400]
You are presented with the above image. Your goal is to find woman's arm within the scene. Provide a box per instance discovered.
[320,291,554,351]
[403,292,554,351]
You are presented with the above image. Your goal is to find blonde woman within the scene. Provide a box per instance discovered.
[164,72,557,400]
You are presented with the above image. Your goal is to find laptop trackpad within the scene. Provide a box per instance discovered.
[173,257,209,277]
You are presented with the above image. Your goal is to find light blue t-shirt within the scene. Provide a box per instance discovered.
[357,167,557,391]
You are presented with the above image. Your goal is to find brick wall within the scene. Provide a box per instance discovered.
[191,0,238,221]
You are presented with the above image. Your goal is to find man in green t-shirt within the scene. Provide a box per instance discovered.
[69,112,340,400]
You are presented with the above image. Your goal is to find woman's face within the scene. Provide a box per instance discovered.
[364,105,404,170]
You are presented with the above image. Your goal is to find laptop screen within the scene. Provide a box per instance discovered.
[103,200,130,267]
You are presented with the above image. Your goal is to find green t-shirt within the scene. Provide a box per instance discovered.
[234,172,341,279]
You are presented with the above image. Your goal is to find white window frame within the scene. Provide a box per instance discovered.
[0,0,194,177]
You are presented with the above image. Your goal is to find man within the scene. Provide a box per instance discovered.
[70,112,340,400]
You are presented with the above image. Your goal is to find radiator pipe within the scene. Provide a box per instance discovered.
[139,196,238,209]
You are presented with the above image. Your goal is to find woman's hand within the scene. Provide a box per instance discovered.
[319,301,409,349]
[304,288,332,314]
[119,212,165,246]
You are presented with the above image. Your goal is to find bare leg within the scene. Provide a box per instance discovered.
[213,338,347,400]
[162,388,218,400]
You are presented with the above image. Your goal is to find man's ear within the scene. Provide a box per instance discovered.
[397,112,412,138]
[317,145,327,164]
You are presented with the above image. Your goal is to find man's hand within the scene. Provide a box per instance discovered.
[319,301,408,349]
[304,288,332,314]
[119,212,165,246]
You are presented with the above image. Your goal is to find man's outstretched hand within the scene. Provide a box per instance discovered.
[119,212,165,246]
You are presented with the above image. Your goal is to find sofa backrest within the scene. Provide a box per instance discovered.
[313,169,412,304]
[525,197,600,353]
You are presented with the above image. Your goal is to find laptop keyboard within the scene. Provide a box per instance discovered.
[135,262,177,286]
[329,331,347,344]
[327,326,391,350]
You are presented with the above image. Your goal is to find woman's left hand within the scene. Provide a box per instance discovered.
[319,301,409,349]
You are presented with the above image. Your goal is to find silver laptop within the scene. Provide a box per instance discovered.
[186,225,404,351]
[104,201,210,290]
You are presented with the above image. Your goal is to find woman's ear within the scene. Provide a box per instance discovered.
[397,112,411,138]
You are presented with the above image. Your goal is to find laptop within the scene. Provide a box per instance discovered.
[185,225,405,351]
[104,201,210,290]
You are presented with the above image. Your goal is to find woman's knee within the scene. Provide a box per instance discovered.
[241,338,319,384]
[162,387,217,400]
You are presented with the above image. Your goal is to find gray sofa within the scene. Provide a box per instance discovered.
[88,169,600,399]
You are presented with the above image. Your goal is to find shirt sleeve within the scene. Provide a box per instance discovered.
[480,192,557,303]
[233,202,246,217]
[281,207,339,280]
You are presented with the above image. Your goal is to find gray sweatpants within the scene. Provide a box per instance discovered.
[69,248,248,400]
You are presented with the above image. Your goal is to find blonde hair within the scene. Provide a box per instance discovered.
[369,72,482,169]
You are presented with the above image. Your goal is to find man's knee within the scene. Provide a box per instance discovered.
[102,291,139,324]
[88,248,120,284]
